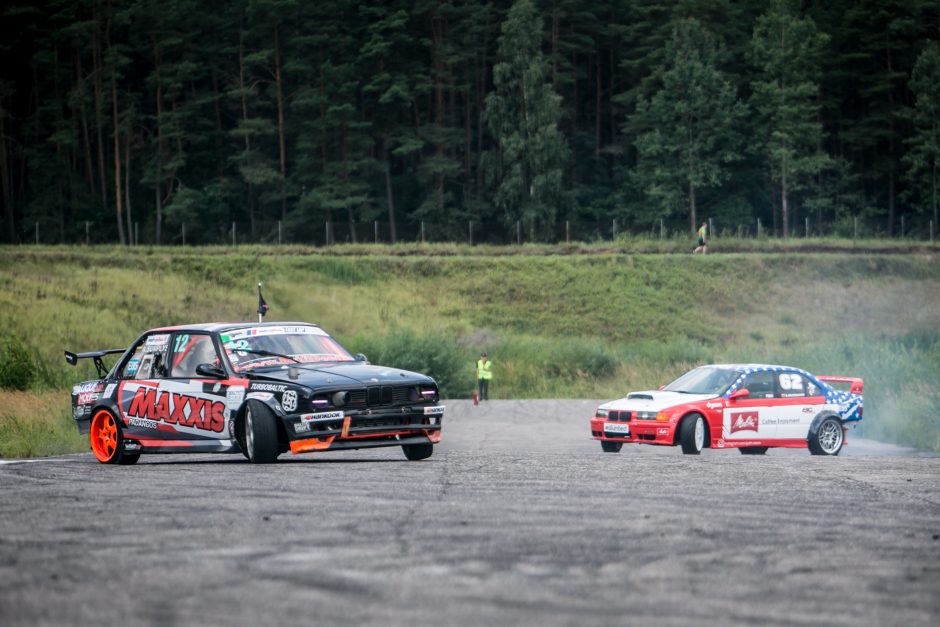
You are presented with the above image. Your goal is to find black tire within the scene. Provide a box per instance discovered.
[809,417,843,456]
[244,401,280,463]
[402,443,433,461]
[601,441,623,453]
[739,447,768,455]
[679,414,706,455]
[118,453,141,465]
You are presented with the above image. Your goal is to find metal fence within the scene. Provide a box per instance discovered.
[12,214,939,246]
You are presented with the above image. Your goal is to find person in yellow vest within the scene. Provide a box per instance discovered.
[693,221,708,254]
[476,352,492,401]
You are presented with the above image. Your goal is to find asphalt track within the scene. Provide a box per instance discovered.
[1,400,939,627]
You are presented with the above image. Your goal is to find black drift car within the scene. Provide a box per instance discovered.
[66,322,444,464]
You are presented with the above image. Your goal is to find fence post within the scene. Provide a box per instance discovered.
[135,222,139,246]
[182,223,186,246]
[854,216,858,240]
[469,220,473,246]
[566,220,571,244]
[421,221,425,243]
[85,221,90,245]
[900,215,905,238]
[516,220,521,245]
[757,218,761,238]
[931,220,935,243]
[374,220,379,244]
[660,218,665,239]
[708,217,714,240]
[278,220,282,245]
[232,222,236,247]
[612,219,618,240]
[805,217,809,238]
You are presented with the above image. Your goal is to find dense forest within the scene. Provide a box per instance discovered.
[1,0,939,245]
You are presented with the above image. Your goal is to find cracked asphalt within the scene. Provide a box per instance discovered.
[1,399,939,626]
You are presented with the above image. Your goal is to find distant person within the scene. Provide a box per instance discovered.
[693,221,708,254]
[476,352,492,401]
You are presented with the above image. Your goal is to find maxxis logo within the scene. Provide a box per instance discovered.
[281,390,298,412]
[730,411,759,434]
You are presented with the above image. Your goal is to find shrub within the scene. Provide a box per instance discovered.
[351,328,472,398]
[0,334,36,390]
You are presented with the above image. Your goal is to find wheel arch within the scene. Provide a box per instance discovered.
[673,411,710,448]
[808,410,842,438]
[235,398,290,453]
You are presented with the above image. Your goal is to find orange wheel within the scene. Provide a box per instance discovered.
[90,409,122,464]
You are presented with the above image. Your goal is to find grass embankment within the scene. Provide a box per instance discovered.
[1,245,938,455]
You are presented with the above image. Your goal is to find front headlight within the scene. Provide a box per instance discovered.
[595,408,609,418]
[635,411,658,420]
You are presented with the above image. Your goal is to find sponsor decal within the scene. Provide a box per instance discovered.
[281,390,298,412]
[729,411,759,434]
[294,422,311,433]
[226,386,246,409]
[126,387,225,432]
[147,334,170,346]
[77,392,99,405]
[73,382,104,395]
[246,392,274,401]
[124,441,141,451]
[423,405,445,415]
[128,417,159,429]
[74,406,89,418]
[802,407,815,413]
[249,383,288,393]
[300,410,344,423]
[103,383,116,399]
[716,439,726,448]
[706,401,723,410]
[224,326,329,342]
[127,359,140,374]
[657,428,670,435]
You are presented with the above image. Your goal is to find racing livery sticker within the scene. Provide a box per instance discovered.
[119,381,227,434]
[729,411,759,434]
[281,390,298,412]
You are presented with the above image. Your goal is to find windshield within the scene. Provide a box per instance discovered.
[664,366,742,395]
[220,325,354,373]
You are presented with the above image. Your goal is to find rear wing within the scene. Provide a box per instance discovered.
[64,348,126,378]
[817,376,863,395]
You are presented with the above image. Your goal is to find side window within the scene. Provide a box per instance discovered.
[170,333,220,378]
[743,371,775,398]
[119,333,170,380]
[777,372,807,398]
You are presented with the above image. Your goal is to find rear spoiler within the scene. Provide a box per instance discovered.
[64,349,126,378]
[817,376,863,394]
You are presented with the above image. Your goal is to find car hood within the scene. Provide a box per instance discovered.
[245,362,435,389]
[600,390,718,412]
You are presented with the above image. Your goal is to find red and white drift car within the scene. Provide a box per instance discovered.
[590,364,863,456]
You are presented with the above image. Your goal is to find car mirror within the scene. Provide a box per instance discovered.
[728,388,750,400]
[355,353,369,363]
[195,363,226,379]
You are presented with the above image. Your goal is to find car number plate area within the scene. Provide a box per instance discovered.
[604,423,630,434]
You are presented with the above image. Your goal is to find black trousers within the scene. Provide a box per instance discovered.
[478,378,489,400]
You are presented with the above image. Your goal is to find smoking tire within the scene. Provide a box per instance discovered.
[601,441,623,453]
[402,443,433,461]
[679,414,705,455]
[809,417,843,456]
[244,401,279,463]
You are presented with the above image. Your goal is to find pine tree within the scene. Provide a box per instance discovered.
[749,0,828,237]
[632,18,746,233]
[484,0,568,238]
[903,45,940,232]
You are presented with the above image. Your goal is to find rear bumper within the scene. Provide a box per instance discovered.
[590,418,675,446]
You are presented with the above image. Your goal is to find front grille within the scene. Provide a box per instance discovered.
[355,415,413,429]
[349,390,367,406]
[366,385,416,408]
[609,410,632,422]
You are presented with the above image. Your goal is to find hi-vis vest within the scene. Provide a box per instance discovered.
[477,359,492,380]
[698,225,707,240]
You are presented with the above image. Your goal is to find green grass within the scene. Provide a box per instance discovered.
[1,245,939,454]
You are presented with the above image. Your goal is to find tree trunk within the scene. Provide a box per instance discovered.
[125,128,133,244]
[75,46,95,196]
[274,23,287,224]
[112,72,127,246]
[689,180,697,235]
[238,33,255,238]
[92,19,109,233]
[383,136,397,243]
[781,157,789,239]
[1,111,14,243]
[153,37,163,245]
